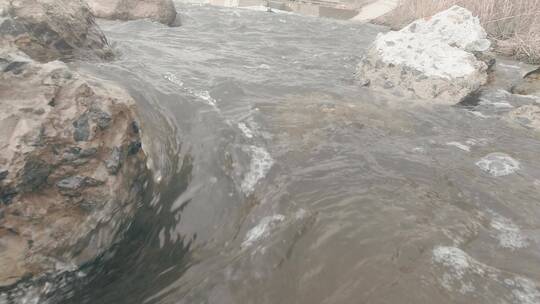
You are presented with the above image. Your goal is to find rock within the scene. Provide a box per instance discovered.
[357,6,491,104]
[0,0,112,62]
[56,175,104,196]
[19,157,52,192]
[87,0,178,26]
[0,46,148,287]
[0,170,8,181]
[507,103,540,131]
[105,146,124,175]
[512,67,540,96]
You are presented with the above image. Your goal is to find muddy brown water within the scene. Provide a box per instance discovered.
[2,4,540,304]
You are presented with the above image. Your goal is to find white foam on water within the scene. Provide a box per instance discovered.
[465,138,489,146]
[489,213,529,250]
[511,277,540,304]
[476,153,520,177]
[432,246,540,302]
[238,122,254,138]
[163,72,218,108]
[194,90,217,107]
[241,146,274,194]
[242,214,285,248]
[158,228,166,249]
[479,98,514,109]
[468,110,490,118]
[446,141,470,152]
[433,246,476,279]
[163,72,184,86]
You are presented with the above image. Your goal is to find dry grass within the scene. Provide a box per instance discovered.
[376,0,540,64]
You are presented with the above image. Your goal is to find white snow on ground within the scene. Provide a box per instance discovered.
[242,214,285,248]
[476,153,520,177]
[241,146,274,194]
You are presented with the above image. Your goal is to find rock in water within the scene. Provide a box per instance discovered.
[506,103,540,132]
[357,6,491,104]
[512,67,540,96]
[0,0,112,62]
[87,0,178,26]
[0,47,148,287]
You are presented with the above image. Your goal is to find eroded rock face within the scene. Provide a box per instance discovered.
[0,47,147,287]
[0,0,112,62]
[86,0,178,26]
[512,67,540,96]
[357,6,491,104]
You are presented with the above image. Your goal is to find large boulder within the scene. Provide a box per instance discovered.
[86,0,178,26]
[0,47,148,287]
[512,67,540,96]
[357,6,492,104]
[0,0,112,62]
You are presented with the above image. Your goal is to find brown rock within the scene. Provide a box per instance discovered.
[0,47,148,287]
[512,67,540,96]
[0,0,112,62]
[87,0,178,26]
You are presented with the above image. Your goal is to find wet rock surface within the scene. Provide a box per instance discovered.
[507,103,540,132]
[0,47,148,287]
[0,0,112,62]
[357,6,491,104]
[512,67,540,96]
[86,0,178,26]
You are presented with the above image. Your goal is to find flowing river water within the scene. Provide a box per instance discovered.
[3,3,540,304]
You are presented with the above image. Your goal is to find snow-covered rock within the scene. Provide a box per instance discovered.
[87,0,178,26]
[357,6,492,104]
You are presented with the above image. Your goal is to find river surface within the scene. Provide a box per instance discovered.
[4,3,540,304]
